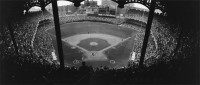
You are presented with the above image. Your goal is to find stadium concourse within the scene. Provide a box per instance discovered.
[1,1,199,84]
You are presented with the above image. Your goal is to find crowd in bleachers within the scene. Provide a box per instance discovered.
[0,25,16,59]
[33,19,55,63]
[124,8,149,23]
[150,17,178,62]
[123,8,178,63]
[119,23,145,32]
[59,15,125,25]
[0,10,55,65]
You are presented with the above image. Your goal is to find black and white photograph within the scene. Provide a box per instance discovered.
[0,0,199,85]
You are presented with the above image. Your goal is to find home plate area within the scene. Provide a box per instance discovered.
[62,33,128,61]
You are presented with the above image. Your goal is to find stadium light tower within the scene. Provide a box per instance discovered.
[139,0,156,69]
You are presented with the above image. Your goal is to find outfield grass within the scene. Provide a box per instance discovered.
[47,22,134,38]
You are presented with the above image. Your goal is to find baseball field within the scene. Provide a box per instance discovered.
[46,21,155,68]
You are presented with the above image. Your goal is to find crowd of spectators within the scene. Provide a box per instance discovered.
[33,19,55,63]
[59,14,125,25]
[123,8,178,64]
[0,10,55,66]
[124,8,149,23]
[150,17,178,62]
[0,25,16,60]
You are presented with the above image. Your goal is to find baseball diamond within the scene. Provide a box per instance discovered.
[46,21,156,68]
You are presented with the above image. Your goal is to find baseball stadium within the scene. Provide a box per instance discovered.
[0,0,199,84]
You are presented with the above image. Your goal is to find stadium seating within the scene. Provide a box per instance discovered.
[2,8,195,84]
